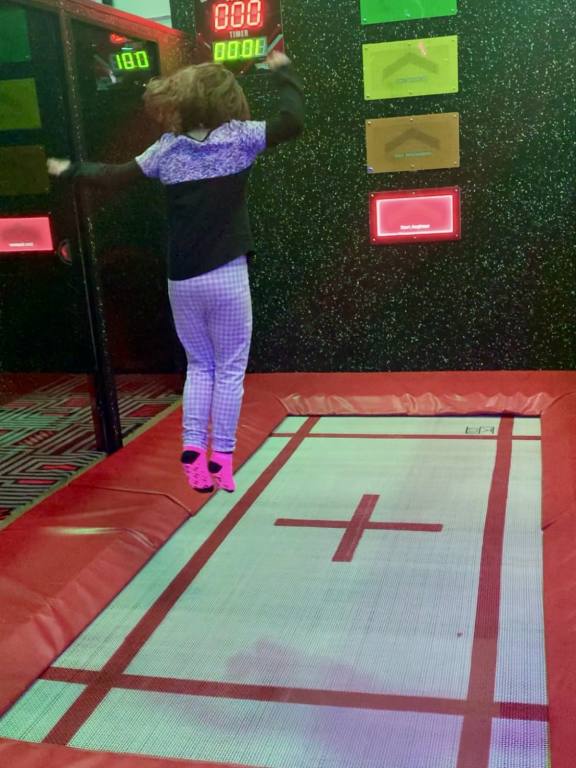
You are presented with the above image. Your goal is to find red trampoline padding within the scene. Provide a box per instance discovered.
[249,370,571,416]
[540,392,576,529]
[543,514,576,768]
[540,393,576,768]
[0,487,190,714]
[0,739,246,768]
[0,387,287,716]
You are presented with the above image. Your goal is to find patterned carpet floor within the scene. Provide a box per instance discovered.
[0,374,181,526]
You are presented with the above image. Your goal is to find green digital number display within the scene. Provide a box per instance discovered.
[113,50,151,71]
[214,37,267,63]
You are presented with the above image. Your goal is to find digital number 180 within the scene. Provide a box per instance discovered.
[114,50,150,71]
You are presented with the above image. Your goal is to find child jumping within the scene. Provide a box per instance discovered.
[48,51,304,494]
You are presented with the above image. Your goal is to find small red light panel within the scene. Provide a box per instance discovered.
[0,216,54,254]
[370,187,461,244]
[109,33,128,45]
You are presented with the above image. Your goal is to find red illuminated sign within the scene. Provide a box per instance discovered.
[211,1,265,34]
[370,187,461,244]
[109,33,128,45]
[0,216,54,254]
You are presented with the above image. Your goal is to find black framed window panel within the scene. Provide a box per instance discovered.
[0,2,94,374]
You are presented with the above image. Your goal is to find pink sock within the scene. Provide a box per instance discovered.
[180,445,213,493]
[209,451,235,492]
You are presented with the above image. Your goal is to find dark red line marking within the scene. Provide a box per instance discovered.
[276,497,442,563]
[456,415,514,768]
[271,432,539,441]
[43,417,321,747]
[276,519,443,532]
[332,494,379,562]
[498,701,548,721]
[42,666,548,722]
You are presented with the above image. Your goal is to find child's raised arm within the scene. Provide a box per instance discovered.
[47,157,146,188]
[265,52,305,149]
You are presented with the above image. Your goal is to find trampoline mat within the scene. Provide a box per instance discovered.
[0,416,548,768]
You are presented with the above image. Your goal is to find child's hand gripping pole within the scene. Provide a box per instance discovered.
[47,158,72,176]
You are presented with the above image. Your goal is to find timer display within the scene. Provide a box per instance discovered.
[195,0,284,73]
[214,37,267,62]
[107,39,153,81]
[78,21,158,93]
[111,49,151,72]
[211,1,264,34]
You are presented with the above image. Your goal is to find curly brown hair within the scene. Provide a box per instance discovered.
[143,62,250,133]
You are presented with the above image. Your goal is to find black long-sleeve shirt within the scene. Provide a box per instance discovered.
[63,65,304,280]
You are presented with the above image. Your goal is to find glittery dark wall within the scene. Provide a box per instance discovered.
[172,0,576,372]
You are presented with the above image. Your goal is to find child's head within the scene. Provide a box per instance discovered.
[143,62,250,134]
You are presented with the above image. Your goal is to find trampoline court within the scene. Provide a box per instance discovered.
[0,372,574,768]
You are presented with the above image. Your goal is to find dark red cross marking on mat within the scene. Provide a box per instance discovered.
[275,494,443,562]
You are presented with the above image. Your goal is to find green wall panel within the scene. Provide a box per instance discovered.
[0,78,41,131]
[0,6,31,63]
[361,0,458,25]
[363,36,458,100]
[0,146,49,196]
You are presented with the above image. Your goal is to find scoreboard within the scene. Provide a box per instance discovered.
[85,28,158,92]
[195,0,284,73]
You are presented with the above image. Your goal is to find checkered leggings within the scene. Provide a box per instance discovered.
[168,255,252,453]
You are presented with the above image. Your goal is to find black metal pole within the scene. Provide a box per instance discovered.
[58,11,123,454]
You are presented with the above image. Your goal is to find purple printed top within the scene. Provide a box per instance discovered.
[65,65,304,281]
[135,120,267,185]
[134,121,268,281]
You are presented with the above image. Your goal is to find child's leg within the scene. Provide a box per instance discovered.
[206,255,252,454]
[198,255,251,492]
[167,277,215,452]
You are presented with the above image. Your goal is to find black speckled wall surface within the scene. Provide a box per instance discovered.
[172,0,576,372]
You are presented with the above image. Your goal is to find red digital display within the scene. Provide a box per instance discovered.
[370,187,461,244]
[210,1,265,35]
[0,216,54,254]
[195,0,283,73]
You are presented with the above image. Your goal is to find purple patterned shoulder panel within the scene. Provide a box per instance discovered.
[135,120,267,185]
